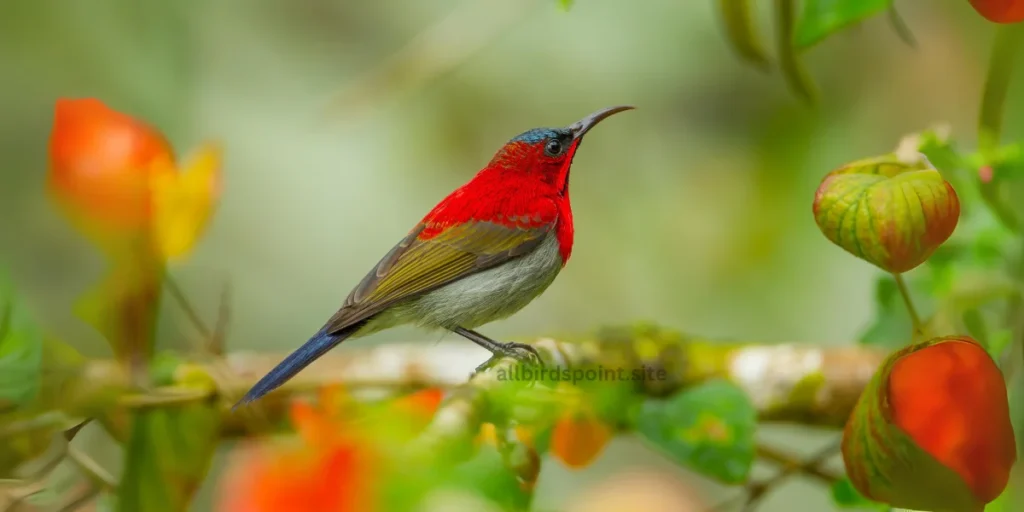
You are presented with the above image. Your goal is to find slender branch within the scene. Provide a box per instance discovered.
[66,447,116,491]
[9,326,888,511]
[62,326,887,438]
[208,283,231,356]
[755,443,843,485]
[164,274,213,342]
[57,484,99,512]
[893,273,922,336]
[165,275,231,356]
[710,440,842,511]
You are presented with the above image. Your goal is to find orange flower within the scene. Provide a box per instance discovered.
[391,388,444,420]
[49,98,173,231]
[217,394,376,512]
[48,98,222,260]
[550,408,612,469]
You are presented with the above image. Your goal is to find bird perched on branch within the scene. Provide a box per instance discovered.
[235,106,634,408]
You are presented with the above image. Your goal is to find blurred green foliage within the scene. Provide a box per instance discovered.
[635,379,757,485]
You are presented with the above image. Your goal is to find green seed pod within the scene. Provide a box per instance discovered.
[813,154,960,273]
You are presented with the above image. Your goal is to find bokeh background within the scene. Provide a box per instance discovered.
[1,1,1021,510]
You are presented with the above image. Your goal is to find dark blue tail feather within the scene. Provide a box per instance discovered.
[232,325,357,410]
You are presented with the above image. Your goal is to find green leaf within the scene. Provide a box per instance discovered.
[831,478,889,510]
[986,328,1014,362]
[719,0,771,71]
[116,399,221,512]
[795,0,891,49]
[74,258,165,379]
[980,143,1024,232]
[776,0,819,102]
[985,484,1017,512]
[961,308,989,346]
[0,275,44,412]
[979,26,1024,158]
[635,379,756,484]
[452,444,532,511]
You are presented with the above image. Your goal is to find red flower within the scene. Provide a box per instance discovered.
[969,0,1024,23]
[391,388,444,421]
[49,98,173,231]
[48,98,222,260]
[217,390,376,512]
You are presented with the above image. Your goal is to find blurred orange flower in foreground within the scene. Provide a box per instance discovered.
[392,388,444,425]
[550,408,612,469]
[217,391,377,512]
[48,98,222,259]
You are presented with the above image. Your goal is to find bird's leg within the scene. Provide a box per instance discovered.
[453,327,543,373]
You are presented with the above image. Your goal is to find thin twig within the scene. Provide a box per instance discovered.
[208,283,231,355]
[66,447,116,491]
[755,444,843,485]
[710,439,842,512]
[57,483,99,512]
[893,273,922,336]
[164,273,213,341]
[0,412,66,440]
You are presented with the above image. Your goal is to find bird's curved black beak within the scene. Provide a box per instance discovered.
[568,105,635,141]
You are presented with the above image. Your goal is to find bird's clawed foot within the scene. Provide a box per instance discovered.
[453,326,544,376]
[474,340,544,374]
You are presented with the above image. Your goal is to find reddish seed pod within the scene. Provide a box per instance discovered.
[969,0,1024,23]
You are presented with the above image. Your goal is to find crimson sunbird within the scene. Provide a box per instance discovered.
[235,106,634,408]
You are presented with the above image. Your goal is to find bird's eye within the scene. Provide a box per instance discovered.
[544,138,564,157]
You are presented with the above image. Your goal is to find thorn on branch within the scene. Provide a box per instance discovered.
[165,274,232,356]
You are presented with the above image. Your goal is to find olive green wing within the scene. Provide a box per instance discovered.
[322,220,553,335]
